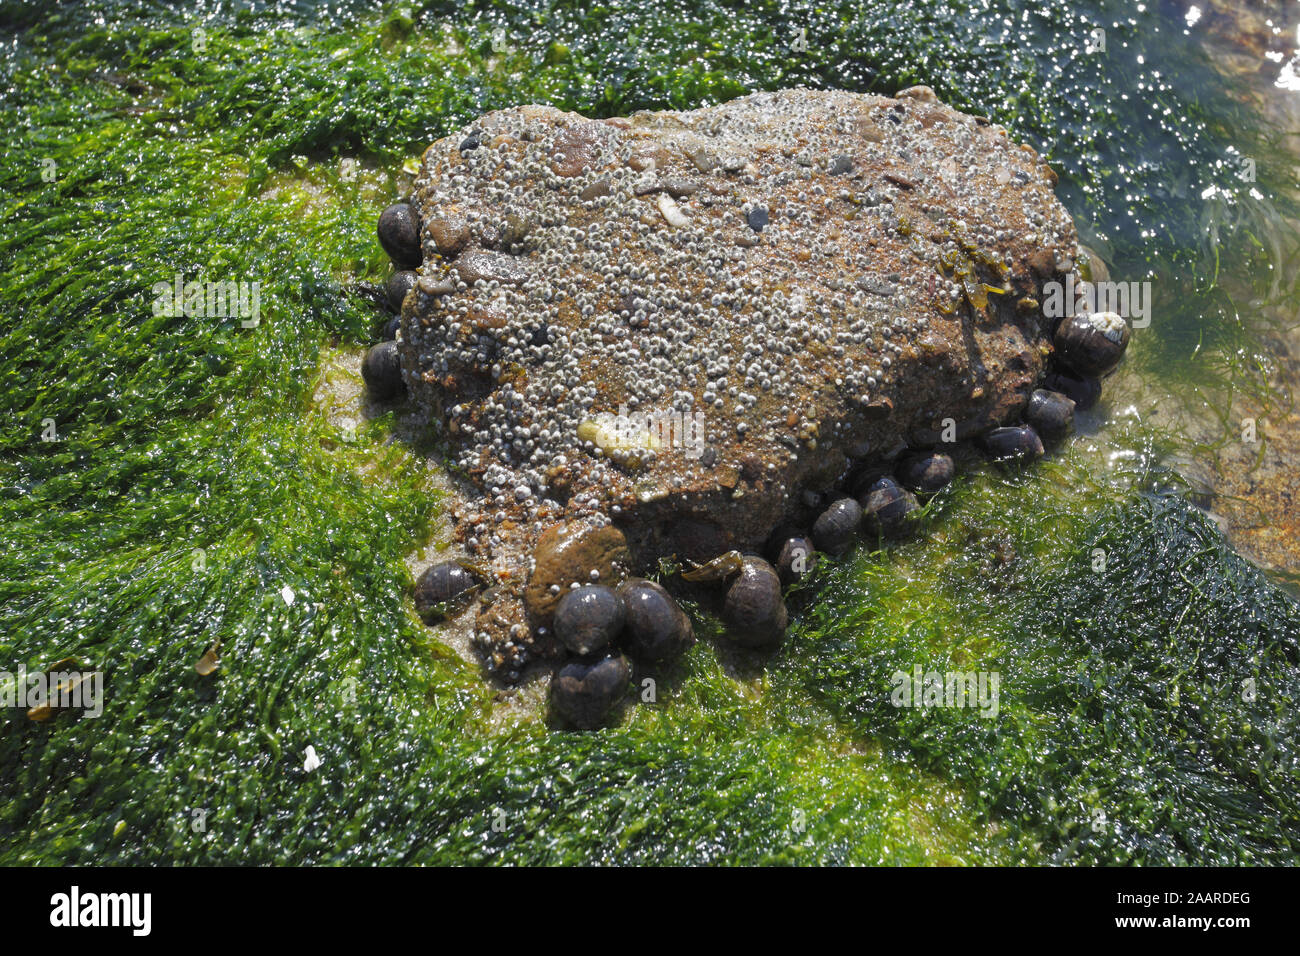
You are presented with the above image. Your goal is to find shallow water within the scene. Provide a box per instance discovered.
[1,0,1298,864]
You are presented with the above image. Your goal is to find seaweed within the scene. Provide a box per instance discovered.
[1,0,1298,864]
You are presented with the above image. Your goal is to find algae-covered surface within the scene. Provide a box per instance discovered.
[2,0,1299,864]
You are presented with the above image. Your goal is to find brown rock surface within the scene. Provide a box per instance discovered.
[399,87,1079,678]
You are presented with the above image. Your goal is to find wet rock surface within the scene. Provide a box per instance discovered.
[398,87,1079,676]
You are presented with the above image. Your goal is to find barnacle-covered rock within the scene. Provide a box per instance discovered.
[399,88,1080,676]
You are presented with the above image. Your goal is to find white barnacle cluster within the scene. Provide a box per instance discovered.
[401,89,1077,554]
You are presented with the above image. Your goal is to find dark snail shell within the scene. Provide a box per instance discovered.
[860,475,920,536]
[1043,370,1101,411]
[549,653,631,730]
[617,579,694,663]
[553,584,626,657]
[775,536,816,585]
[1025,388,1075,443]
[386,269,418,313]
[812,497,862,556]
[377,202,422,268]
[362,340,405,401]
[414,561,479,621]
[722,556,788,647]
[982,425,1045,464]
[1053,311,1129,377]
[896,453,954,496]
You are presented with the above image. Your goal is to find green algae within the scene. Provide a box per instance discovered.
[1,0,1298,864]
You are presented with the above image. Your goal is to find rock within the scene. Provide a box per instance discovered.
[400,89,1078,672]
[550,653,630,729]
[427,214,471,257]
[455,250,529,285]
[579,178,612,201]
[362,341,404,400]
[524,522,632,623]
[500,214,532,248]
[377,203,421,267]
[617,578,693,662]
[722,556,787,647]
[553,584,625,656]
[549,122,604,177]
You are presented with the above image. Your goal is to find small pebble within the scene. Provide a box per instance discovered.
[580,178,612,201]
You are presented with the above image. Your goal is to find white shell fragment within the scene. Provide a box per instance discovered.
[657,193,689,227]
